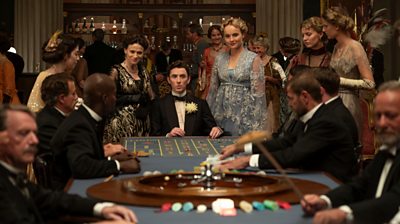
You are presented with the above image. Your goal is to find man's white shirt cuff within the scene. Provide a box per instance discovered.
[93,202,115,216]
[244,143,253,154]
[249,154,259,167]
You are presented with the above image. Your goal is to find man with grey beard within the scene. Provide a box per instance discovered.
[302,81,400,224]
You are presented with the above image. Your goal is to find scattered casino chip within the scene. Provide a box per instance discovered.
[183,202,194,212]
[277,200,291,210]
[239,200,253,213]
[153,170,161,175]
[160,202,172,212]
[252,201,265,211]
[172,202,183,212]
[143,171,153,176]
[197,204,207,213]
[220,207,237,216]
[263,200,279,211]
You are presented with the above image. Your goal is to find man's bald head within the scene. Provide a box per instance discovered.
[83,73,116,117]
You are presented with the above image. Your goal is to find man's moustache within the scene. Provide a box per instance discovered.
[23,147,37,154]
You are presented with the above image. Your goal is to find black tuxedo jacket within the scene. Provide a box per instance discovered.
[272,51,290,70]
[0,164,96,223]
[83,41,116,75]
[324,97,359,146]
[326,149,400,224]
[36,105,66,156]
[51,106,118,190]
[155,49,183,75]
[256,104,357,182]
[150,94,218,136]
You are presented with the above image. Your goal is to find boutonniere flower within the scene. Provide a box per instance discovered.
[185,102,198,114]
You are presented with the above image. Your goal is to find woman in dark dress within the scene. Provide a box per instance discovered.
[103,35,156,143]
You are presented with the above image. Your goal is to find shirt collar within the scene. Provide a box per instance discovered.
[171,91,187,98]
[82,103,102,122]
[54,106,68,117]
[0,161,24,175]
[300,103,323,124]
[379,144,397,157]
[325,95,339,105]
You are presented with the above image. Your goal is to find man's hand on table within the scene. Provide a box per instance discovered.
[216,155,251,170]
[104,143,127,157]
[209,127,223,139]
[100,205,138,223]
[167,127,185,137]
[301,194,328,216]
[112,151,140,173]
[219,144,244,160]
[312,209,347,224]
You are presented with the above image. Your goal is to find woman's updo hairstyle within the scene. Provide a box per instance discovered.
[223,17,248,35]
[42,31,77,64]
[322,7,354,32]
[301,16,328,44]
[251,33,270,51]
[207,25,222,39]
[123,34,148,50]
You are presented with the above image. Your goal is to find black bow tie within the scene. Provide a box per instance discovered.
[382,150,396,159]
[173,95,186,101]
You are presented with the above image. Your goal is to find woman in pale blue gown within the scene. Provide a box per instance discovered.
[207,18,267,136]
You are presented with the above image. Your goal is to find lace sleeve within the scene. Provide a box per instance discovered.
[206,54,220,108]
[250,55,267,130]
[353,41,374,83]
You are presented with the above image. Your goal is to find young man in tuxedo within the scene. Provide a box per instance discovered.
[0,104,138,223]
[302,81,400,224]
[151,60,223,138]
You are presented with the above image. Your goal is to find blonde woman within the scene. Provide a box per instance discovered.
[290,16,331,68]
[207,18,266,136]
[322,7,375,135]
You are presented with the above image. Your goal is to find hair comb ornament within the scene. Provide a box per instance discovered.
[45,30,63,52]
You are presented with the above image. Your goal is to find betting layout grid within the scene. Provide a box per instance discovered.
[124,137,236,156]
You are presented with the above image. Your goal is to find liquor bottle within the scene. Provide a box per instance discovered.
[111,20,118,34]
[121,19,127,34]
[101,22,106,31]
[74,20,81,33]
[172,35,178,49]
[81,17,88,33]
[68,21,73,33]
[89,17,95,32]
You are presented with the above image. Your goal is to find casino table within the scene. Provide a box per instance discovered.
[68,137,339,224]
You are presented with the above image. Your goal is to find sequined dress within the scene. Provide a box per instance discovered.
[27,71,52,113]
[103,64,153,143]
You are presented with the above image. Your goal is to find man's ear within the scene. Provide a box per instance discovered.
[167,76,171,85]
[0,131,10,145]
[57,94,66,104]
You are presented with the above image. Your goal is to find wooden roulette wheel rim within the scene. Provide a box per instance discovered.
[87,172,330,207]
